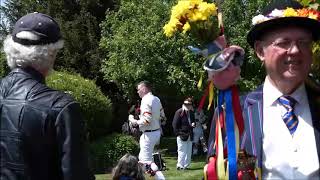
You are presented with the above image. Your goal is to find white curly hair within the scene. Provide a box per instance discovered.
[3,31,64,75]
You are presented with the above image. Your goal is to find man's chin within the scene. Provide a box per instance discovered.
[283,73,305,83]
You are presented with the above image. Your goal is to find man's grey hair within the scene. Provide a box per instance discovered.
[3,31,64,73]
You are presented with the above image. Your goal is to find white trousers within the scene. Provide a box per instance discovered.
[176,136,192,168]
[139,130,161,163]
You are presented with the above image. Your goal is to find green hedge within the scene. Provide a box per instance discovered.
[0,52,9,78]
[90,133,139,173]
[46,71,113,141]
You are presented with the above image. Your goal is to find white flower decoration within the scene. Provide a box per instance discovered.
[268,9,283,18]
[252,14,269,25]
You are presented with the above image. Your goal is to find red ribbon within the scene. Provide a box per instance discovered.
[198,84,210,111]
[207,156,218,180]
[231,85,244,136]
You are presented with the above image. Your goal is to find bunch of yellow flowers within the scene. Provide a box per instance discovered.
[163,0,219,44]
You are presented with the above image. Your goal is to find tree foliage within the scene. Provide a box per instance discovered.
[100,0,205,100]
[220,0,268,89]
[0,0,114,79]
[46,71,113,141]
[0,51,9,78]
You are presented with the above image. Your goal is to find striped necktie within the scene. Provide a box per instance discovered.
[278,96,299,135]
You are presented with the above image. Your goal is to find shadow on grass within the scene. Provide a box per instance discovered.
[186,167,204,170]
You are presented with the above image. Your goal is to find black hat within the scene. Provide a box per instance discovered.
[12,12,62,45]
[247,0,320,47]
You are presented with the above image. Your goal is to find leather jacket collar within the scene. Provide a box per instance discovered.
[11,67,46,84]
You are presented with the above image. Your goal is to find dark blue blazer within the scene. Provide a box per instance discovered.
[241,82,320,175]
[207,81,320,177]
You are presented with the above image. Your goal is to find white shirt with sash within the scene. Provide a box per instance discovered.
[139,92,164,132]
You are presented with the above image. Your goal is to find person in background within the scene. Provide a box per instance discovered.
[128,99,142,141]
[129,81,167,163]
[0,12,94,180]
[172,97,195,170]
[207,0,320,179]
[112,153,145,180]
[192,104,207,156]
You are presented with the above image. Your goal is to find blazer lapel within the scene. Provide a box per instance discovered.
[306,83,320,164]
[241,86,264,168]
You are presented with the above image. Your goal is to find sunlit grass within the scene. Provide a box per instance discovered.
[95,137,207,180]
[95,154,206,180]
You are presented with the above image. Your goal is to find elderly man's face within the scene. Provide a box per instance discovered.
[255,26,313,89]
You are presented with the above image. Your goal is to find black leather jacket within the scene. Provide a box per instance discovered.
[0,68,94,180]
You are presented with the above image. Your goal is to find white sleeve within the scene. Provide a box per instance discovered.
[138,96,152,125]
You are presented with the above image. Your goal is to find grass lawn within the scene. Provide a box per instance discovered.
[96,137,206,180]
[95,154,206,180]
[95,137,207,180]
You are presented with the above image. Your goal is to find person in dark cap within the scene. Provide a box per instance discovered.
[206,0,320,179]
[172,97,196,170]
[0,12,95,180]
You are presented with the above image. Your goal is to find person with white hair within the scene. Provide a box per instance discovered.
[172,97,196,170]
[0,12,94,180]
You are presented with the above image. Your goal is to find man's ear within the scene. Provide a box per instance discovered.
[254,41,265,63]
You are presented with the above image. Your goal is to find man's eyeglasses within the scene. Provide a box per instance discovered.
[270,39,313,51]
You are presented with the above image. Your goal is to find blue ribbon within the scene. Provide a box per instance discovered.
[218,89,237,179]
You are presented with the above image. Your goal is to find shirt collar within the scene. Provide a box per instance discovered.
[263,76,306,107]
[142,92,152,98]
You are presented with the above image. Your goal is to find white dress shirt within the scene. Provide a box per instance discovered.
[262,76,319,179]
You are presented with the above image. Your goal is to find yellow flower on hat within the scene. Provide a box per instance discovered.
[283,8,298,16]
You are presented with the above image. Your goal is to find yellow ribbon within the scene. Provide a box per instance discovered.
[235,118,240,160]
[197,73,203,90]
[203,164,208,180]
[207,81,214,110]
[217,112,227,179]
[216,105,241,180]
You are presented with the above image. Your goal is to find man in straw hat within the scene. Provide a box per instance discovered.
[0,12,94,180]
[206,0,320,179]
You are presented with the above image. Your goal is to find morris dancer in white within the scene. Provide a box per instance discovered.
[129,81,166,163]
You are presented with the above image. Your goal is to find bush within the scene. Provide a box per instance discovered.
[90,133,139,173]
[46,71,113,141]
[0,52,9,78]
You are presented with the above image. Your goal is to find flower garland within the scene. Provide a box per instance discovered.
[163,0,219,44]
[252,7,320,25]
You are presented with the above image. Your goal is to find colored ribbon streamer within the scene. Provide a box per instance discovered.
[231,85,244,136]
[198,73,203,90]
[208,81,214,110]
[198,84,209,111]
[216,110,227,179]
[225,89,237,179]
